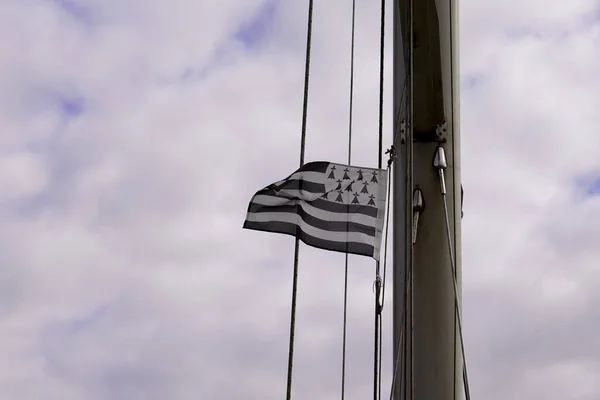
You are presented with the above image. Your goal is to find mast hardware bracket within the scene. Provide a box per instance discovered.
[413,120,448,143]
[399,119,407,144]
[435,121,448,142]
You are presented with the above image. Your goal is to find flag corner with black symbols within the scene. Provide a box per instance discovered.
[243,161,388,261]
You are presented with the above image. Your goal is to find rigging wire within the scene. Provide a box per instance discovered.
[406,0,415,396]
[286,1,314,399]
[448,0,460,395]
[392,0,412,148]
[378,0,415,398]
[441,189,472,400]
[376,157,411,400]
[387,279,409,400]
[434,148,472,400]
[378,153,394,400]
[377,0,386,171]
[384,1,417,396]
[381,1,412,394]
[374,0,386,398]
[341,0,357,398]
[388,232,412,400]
[388,325,405,400]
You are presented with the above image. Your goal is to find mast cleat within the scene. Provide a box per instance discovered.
[413,187,425,213]
[412,187,425,244]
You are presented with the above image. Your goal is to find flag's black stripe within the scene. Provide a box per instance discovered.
[247,203,376,236]
[295,161,330,174]
[254,162,329,196]
[261,179,325,195]
[250,194,379,218]
[243,220,374,257]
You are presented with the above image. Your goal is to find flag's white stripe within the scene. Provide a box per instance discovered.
[373,169,388,262]
[251,195,378,227]
[245,212,376,246]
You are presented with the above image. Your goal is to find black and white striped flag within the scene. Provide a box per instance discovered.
[243,161,388,261]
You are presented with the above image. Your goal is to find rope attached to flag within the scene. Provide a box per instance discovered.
[374,0,387,398]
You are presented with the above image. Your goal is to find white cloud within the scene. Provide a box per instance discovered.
[0,0,598,398]
[0,152,48,201]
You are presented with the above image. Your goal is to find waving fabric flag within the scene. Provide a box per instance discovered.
[243,161,388,261]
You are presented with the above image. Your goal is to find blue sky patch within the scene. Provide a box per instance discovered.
[67,303,111,334]
[584,178,600,196]
[234,0,279,49]
[51,0,95,27]
[59,95,85,118]
[157,1,280,85]
[573,173,600,197]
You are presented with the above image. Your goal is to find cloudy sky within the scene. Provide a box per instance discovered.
[1,0,600,399]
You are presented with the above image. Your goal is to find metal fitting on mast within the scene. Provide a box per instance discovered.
[386,145,397,167]
[433,145,447,195]
[435,121,448,142]
[412,187,424,244]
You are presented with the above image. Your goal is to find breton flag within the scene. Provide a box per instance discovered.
[243,161,388,261]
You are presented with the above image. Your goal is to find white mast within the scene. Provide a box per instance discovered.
[392,0,462,399]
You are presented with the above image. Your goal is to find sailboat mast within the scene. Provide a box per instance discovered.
[392,0,462,399]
